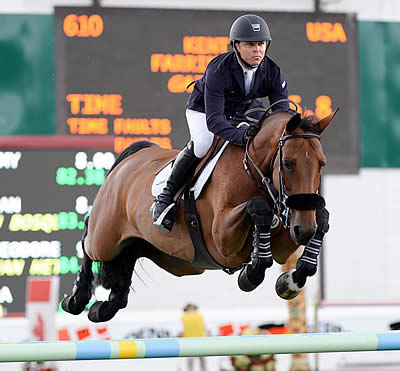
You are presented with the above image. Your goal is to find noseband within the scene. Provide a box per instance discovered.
[243,124,325,225]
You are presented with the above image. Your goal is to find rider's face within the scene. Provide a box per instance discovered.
[236,41,266,67]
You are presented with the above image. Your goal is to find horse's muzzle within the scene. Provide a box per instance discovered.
[286,193,325,211]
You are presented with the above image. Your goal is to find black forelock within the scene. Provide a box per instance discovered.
[300,115,320,134]
[258,108,320,134]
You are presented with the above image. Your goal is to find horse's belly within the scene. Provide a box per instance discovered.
[85,231,121,262]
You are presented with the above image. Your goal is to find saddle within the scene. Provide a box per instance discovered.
[151,137,227,200]
[151,137,236,271]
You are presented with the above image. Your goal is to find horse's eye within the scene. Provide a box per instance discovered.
[283,159,293,169]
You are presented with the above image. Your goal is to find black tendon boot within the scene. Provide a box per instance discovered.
[151,141,201,232]
[294,207,330,287]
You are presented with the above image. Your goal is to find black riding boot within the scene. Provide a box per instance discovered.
[151,141,201,232]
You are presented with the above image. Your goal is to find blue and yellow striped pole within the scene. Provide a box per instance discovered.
[0,331,400,362]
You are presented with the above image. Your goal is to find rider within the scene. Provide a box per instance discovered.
[151,14,290,232]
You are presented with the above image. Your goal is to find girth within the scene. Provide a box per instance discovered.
[182,138,242,273]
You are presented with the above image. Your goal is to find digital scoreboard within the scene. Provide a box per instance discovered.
[55,7,359,174]
[0,136,114,314]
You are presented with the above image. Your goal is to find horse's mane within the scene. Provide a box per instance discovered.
[262,109,320,134]
[107,140,155,177]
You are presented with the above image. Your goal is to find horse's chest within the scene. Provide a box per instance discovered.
[270,224,297,264]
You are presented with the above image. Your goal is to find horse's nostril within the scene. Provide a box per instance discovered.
[293,225,316,245]
[294,225,302,241]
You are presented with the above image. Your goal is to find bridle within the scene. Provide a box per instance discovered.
[243,102,325,227]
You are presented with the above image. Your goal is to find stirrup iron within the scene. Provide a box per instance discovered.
[153,203,175,232]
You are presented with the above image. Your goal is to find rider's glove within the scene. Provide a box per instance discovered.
[241,124,260,145]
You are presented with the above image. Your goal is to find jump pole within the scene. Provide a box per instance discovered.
[1,331,400,362]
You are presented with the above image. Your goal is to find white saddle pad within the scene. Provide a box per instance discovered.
[151,141,229,200]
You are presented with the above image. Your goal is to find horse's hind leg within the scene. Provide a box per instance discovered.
[88,241,138,323]
[276,207,330,300]
[62,217,94,314]
[238,197,274,292]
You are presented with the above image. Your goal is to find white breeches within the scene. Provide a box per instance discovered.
[186,109,214,158]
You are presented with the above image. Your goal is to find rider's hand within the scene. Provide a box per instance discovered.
[242,124,260,145]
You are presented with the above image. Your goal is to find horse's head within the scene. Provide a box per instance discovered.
[270,109,337,245]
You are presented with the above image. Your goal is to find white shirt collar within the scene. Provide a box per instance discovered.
[237,56,258,75]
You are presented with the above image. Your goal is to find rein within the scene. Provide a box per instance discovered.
[243,120,323,226]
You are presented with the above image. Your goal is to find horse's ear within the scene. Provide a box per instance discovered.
[286,113,302,133]
[313,107,339,134]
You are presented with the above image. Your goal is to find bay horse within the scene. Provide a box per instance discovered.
[62,106,337,322]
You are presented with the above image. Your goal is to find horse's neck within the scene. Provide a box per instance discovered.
[207,140,256,202]
[208,116,287,202]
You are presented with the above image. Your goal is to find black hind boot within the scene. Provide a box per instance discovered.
[88,286,130,322]
[87,244,138,322]
[61,221,94,315]
[151,141,201,232]
[61,253,93,315]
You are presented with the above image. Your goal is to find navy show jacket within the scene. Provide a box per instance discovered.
[186,50,289,145]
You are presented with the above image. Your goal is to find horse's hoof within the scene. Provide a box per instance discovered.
[275,270,301,300]
[88,301,118,323]
[61,295,86,315]
[238,266,263,292]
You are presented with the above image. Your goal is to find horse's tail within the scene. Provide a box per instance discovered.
[96,240,139,290]
[107,140,156,177]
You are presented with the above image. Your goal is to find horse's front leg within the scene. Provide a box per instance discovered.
[238,197,274,292]
[275,207,330,300]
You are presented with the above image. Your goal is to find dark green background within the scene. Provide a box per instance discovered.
[359,21,400,167]
[0,15,55,135]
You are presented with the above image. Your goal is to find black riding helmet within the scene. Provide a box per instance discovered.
[229,14,272,68]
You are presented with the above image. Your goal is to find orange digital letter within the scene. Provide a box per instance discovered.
[66,94,82,114]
